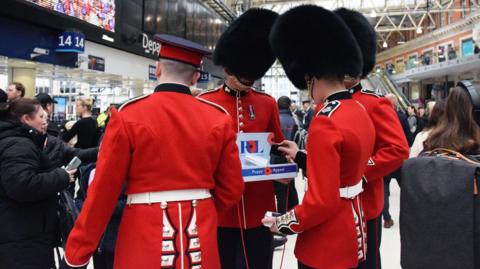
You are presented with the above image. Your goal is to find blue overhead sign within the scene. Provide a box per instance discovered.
[198,72,210,82]
[0,16,77,67]
[148,65,156,81]
[56,32,85,53]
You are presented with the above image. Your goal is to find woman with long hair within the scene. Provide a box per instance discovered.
[0,98,76,268]
[400,83,480,269]
[407,105,419,136]
[423,86,480,155]
[409,100,446,157]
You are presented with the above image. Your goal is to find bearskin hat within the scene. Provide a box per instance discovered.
[335,8,377,78]
[213,8,278,81]
[269,5,363,89]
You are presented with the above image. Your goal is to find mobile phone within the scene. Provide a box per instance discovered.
[65,156,82,171]
[265,211,282,218]
[263,211,282,228]
[270,144,282,156]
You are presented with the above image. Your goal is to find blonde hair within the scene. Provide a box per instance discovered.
[77,98,93,112]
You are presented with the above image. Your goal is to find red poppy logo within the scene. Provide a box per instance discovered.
[264,167,272,175]
[247,140,258,153]
[267,133,275,144]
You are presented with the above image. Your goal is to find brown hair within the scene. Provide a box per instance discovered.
[424,87,480,154]
[0,98,41,121]
[9,82,26,97]
[424,100,446,130]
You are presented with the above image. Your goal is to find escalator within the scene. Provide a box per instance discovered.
[366,71,411,111]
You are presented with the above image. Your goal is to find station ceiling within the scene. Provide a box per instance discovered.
[225,0,480,50]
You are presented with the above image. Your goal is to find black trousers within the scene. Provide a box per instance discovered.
[0,244,55,269]
[217,226,273,269]
[383,167,402,221]
[357,216,382,269]
[274,181,299,214]
[93,251,115,269]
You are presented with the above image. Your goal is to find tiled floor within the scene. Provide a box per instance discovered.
[81,177,402,269]
[273,177,402,269]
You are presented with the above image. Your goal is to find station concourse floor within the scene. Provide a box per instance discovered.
[272,177,402,269]
[81,177,402,269]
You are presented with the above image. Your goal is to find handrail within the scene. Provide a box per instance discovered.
[367,72,410,112]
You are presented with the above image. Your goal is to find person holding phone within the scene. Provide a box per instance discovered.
[0,98,75,269]
[263,6,375,269]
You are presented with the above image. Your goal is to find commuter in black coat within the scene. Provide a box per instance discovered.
[0,99,76,269]
[35,93,61,137]
[383,94,412,228]
[62,99,99,149]
[274,96,299,213]
[44,135,98,168]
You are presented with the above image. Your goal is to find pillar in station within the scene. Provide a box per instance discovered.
[9,68,36,98]
[129,87,143,98]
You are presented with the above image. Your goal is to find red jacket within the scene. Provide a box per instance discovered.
[352,85,409,219]
[278,91,375,269]
[64,83,244,268]
[199,85,285,228]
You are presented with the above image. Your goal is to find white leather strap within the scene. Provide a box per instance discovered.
[127,189,211,205]
[339,180,363,199]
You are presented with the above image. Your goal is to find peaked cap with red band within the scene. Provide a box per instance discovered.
[154,34,211,68]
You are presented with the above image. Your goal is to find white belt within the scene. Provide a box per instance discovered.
[339,180,363,199]
[126,189,211,205]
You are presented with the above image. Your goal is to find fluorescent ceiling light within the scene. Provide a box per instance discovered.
[102,34,114,42]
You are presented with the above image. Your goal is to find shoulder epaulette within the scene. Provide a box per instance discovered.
[360,88,384,98]
[196,97,230,115]
[197,87,221,97]
[316,100,341,117]
[118,94,150,111]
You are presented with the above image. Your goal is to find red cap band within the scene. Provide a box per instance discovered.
[160,44,204,67]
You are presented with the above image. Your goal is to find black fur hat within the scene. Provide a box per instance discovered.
[213,8,278,81]
[335,8,377,78]
[269,5,363,89]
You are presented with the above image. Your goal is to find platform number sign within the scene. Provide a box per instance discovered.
[56,32,85,53]
[199,72,210,82]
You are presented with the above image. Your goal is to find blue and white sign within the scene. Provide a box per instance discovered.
[0,16,77,67]
[198,72,210,83]
[148,65,157,81]
[56,32,85,53]
[237,132,298,182]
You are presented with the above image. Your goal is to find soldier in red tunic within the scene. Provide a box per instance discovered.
[61,35,244,269]
[198,8,285,269]
[334,9,410,269]
[263,5,375,269]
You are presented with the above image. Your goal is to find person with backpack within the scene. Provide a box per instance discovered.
[400,83,480,269]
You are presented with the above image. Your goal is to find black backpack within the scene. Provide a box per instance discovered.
[57,163,96,248]
[57,188,79,248]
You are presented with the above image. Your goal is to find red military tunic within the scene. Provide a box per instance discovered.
[351,85,409,219]
[198,85,285,228]
[64,83,244,269]
[276,91,375,269]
